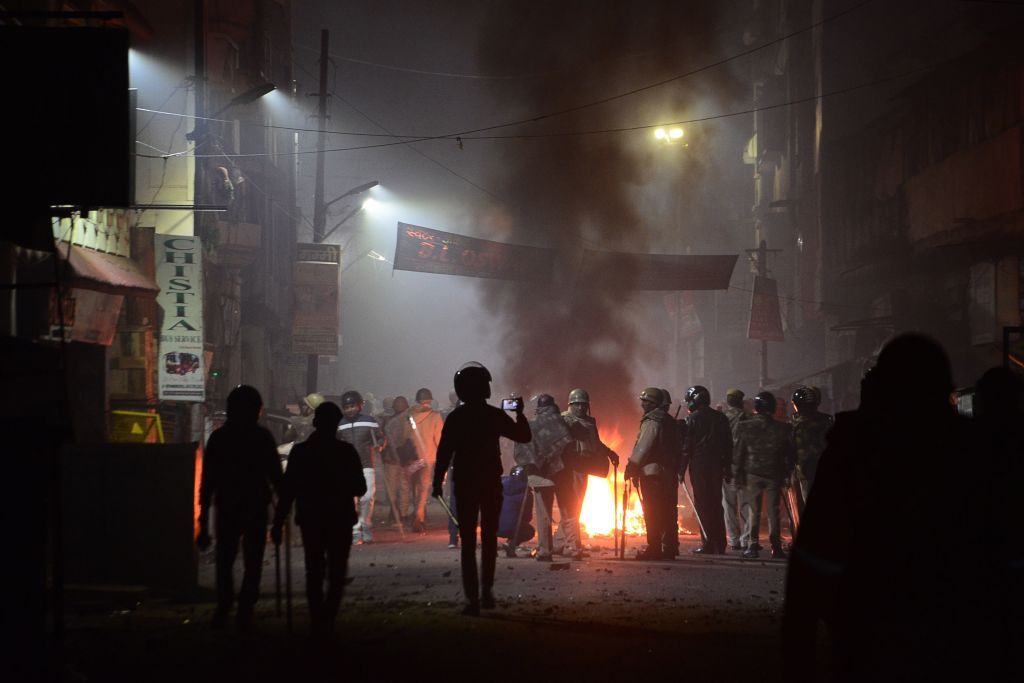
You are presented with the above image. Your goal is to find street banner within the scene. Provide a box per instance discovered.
[156,236,205,401]
[577,251,737,290]
[393,222,556,281]
[393,222,737,290]
[747,275,785,341]
[292,246,339,355]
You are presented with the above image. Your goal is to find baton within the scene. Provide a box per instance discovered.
[613,466,619,558]
[679,474,708,542]
[437,494,459,528]
[284,514,293,634]
[274,537,281,617]
[620,479,629,560]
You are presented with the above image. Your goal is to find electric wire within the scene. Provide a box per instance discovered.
[134,60,934,160]
[134,0,878,158]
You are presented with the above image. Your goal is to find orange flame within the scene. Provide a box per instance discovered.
[577,424,648,537]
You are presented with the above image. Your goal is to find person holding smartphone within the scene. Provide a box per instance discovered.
[432,362,531,616]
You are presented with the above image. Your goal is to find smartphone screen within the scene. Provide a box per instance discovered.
[502,398,517,411]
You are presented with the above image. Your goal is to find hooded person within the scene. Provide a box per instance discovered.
[514,394,579,561]
[272,402,366,637]
[197,385,282,630]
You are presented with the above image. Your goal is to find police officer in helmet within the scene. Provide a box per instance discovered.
[680,385,731,554]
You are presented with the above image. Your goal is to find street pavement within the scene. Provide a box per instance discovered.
[54,505,796,683]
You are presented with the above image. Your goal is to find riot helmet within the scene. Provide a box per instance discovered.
[661,389,673,409]
[639,387,664,410]
[454,361,492,402]
[753,391,776,416]
[227,385,263,422]
[791,386,820,413]
[725,388,745,408]
[685,385,711,411]
[567,388,590,405]
[304,392,325,411]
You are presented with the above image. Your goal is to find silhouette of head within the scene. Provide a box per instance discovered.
[871,334,953,414]
[393,395,409,413]
[975,366,1022,421]
[725,388,744,408]
[312,402,343,431]
[415,387,433,404]
[753,391,776,416]
[226,385,262,423]
[686,385,711,412]
[454,362,491,402]
[792,386,820,414]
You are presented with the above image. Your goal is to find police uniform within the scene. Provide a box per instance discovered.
[722,403,749,549]
[791,410,833,507]
[733,413,794,555]
[627,390,674,559]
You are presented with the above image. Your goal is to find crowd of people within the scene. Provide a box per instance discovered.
[197,335,1020,678]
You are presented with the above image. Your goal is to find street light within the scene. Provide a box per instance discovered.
[319,184,382,243]
[654,126,685,143]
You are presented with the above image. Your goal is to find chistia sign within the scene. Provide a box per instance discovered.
[155,236,204,402]
[392,222,738,291]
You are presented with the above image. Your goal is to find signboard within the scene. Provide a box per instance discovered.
[393,222,737,290]
[292,250,339,355]
[747,275,785,342]
[47,287,124,345]
[109,410,165,443]
[156,236,205,401]
[296,242,341,264]
[394,222,556,282]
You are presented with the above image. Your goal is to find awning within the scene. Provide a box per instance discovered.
[57,244,159,297]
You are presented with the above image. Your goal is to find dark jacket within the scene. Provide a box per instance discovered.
[434,402,531,493]
[733,414,794,482]
[199,420,281,524]
[681,406,733,479]
[274,430,366,529]
[337,413,384,469]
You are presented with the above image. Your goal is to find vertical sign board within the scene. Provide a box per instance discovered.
[156,236,205,401]
[292,243,340,355]
[747,275,785,342]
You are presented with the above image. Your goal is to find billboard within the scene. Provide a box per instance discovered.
[292,243,340,355]
[156,236,204,401]
[747,275,785,342]
[393,222,737,290]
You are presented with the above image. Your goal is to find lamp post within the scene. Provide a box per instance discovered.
[305,180,379,394]
[653,125,688,392]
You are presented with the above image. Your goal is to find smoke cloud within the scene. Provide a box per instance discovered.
[475,1,743,419]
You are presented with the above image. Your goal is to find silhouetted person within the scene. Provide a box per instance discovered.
[625,387,675,560]
[782,334,1001,681]
[197,385,281,631]
[973,366,1023,669]
[272,402,366,637]
[432,362,531,615]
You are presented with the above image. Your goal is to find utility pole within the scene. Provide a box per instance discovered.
[755,240,768,388]
[306,29,329,395]
[745,239,782,388]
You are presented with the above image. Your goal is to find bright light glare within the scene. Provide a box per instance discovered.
[362,197,380,212]
[669,127,684,139]
[653,128,667,140]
